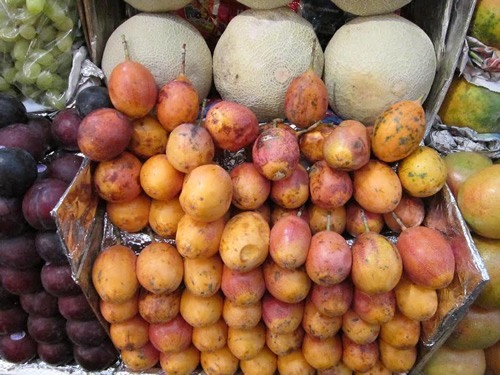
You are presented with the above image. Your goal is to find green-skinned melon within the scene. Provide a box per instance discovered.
[439,76,500,134]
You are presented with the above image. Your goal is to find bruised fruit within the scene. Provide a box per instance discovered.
[270,163,310,209]
[284,55,329,129]
[183,255,223,297]
[396,225,455,289]
[262,293,304,334]
[140,154,184,201]
[269,214,311,269]
[106,192,151,233]
[108,52,158,119]
[179,164,232,222]
[77,108,133,162]
[353,159,402,214]
[128,115,168,159]
[310,279,353,318]
[121,341,160,371]
[371,99,426,163]
[309,160,353,210]
[156,46,200,132]
[299,123,335,163]
[266,326,305,356]
[305,230,352,285]
[323,120,371,171]
[93,151,142,203]
[352,288,396,325]
[252,125,300,181]
[138,288,181,324]
[92,244,139,304]
[351,231,403,294]
[165,122,215,173]
[204,100,260,151]
[398,146,447,198]
[219,211,270,272]
[230,162,271,210]
[136,242,183,294]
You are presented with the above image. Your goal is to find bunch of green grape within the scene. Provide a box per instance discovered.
[0,0,79,109]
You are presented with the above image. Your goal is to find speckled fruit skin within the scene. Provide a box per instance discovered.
[439,76,500,134]
[469,0,500,49]
[371,100,426,163]
[252,126,300,181]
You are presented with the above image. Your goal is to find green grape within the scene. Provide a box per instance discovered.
[2,67,17,84]
[19,24,36,40]
[0,26,21,43]
[35,70,53,90]
[5,0,25,8]
[38,25,56,42]
[29,49,55,66]
[56,51,71,73]
[20,83,41,98]
[54,16,73,32]
[0,76,11,91]
[51,73,65,90]
[43,0,66,24]
[11,38,30,61]
[22,60,41,82]
[27,0,46,15]
[55,30,73,53]
[14,59,24,70]
[0,39,14,53]
[43,89,65,109]
[14,70,31,85]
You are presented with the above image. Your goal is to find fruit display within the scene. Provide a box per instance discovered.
[1,0,498,374]
[0,95,118,371]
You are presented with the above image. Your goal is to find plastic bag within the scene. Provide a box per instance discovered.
[0,0,80,110]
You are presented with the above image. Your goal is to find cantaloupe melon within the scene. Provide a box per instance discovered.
[101,13,212,100]
[323,14,436,125]
[123,0,193,12]
[236,0,291,9]
[213,7,323,122]
[330,0,412,16]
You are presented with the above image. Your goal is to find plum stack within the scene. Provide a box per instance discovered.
[0,93,118,371]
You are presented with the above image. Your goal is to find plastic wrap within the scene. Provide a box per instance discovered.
[0,0,82,110]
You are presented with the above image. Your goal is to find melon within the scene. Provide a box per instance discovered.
[323,14,436,125]
[469,0,500,49]
[330,0,412,16]
[213,7,324,122]
[439,76,500,134]
[123,0,193,12]
[101,13,212,100]
[236,0,292,9]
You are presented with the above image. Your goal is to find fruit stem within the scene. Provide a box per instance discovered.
[180,43,187,77]
[390,211,408,232]
[120,34,130,61]
[198,98,207,127]
[296,119,324,136]
[326,210,332,232]
[310,37,317,69]
[360,209,370,234]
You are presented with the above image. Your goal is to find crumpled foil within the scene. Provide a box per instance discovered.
[426,119,500,160]
[457,36,500,93]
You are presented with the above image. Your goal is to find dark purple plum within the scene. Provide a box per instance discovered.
[19,290,59,317]
[0,197,30,239]
[27,116,54,151]
[0,306,27,335]
[37,341,73,365]
[40,263,80,297]
[51,108,82,151]
[35,230,68,265]
[66,319,107,347]
[0,93,28,128]
[0,123,48,161]
[0,147,38,198]
[0,266,42,295]
[0,281,18,310]
[27,315,68,344]
[0,232,42,270]
[0,331,37,364]
[22,178,69,231]
[75,86,113,118]
[58,293,95,321]
[47,153,84,184]
[73,339,118,371]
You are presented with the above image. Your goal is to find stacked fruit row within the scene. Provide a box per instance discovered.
[75,48,465,374]
[0,93,118,371]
